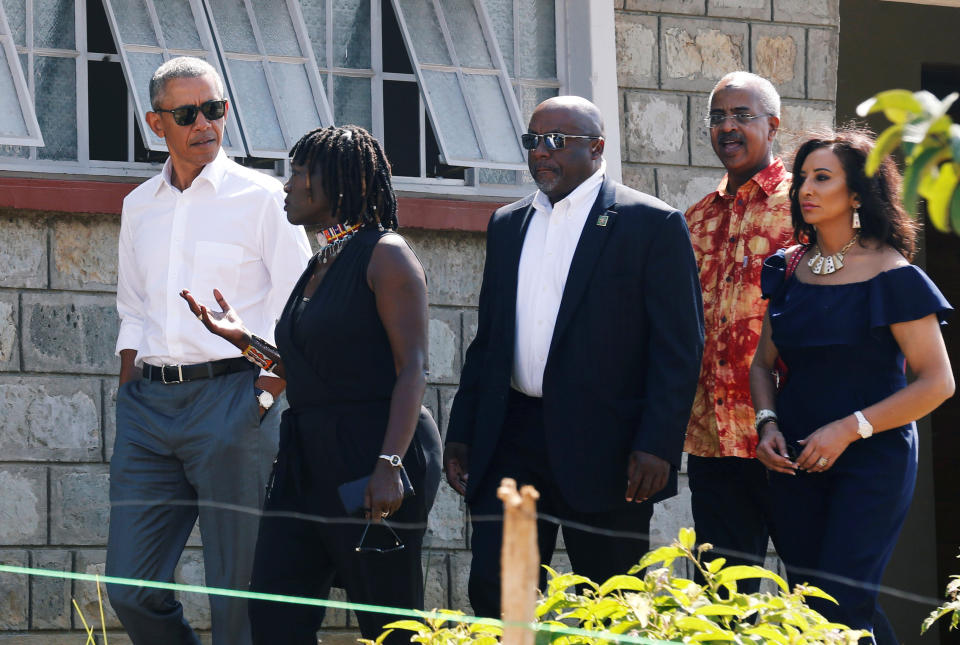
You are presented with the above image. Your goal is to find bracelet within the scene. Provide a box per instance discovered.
[755,408,778,432]
[242,335,281,372]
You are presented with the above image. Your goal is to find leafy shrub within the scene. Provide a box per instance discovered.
[922,559,960,635]
[366,528,867,644]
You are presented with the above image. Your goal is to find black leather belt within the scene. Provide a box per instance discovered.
[142,357,254,384]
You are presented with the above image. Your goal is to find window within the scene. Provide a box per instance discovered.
[0,0,564,190]
[0,1,42,146]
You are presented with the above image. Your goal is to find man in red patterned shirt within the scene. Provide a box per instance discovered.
[683,72,794,587]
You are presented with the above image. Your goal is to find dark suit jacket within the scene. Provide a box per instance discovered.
[446,178,705,513]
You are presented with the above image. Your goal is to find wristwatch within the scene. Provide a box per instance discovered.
[378,454,403,467]
[755,408,778,432]
[854,410,873,439]
[255,389,275,410]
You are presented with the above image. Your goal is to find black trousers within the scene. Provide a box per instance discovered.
[468,390,654,618]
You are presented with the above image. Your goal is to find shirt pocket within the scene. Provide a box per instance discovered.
[190,241,243,303]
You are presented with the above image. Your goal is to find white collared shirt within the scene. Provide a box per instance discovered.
[512,161,606,397]
[115,149,312,367]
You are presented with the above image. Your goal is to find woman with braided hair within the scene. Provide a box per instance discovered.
[181,125,442,643]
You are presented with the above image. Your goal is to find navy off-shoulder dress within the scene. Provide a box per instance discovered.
[760,248,951,639]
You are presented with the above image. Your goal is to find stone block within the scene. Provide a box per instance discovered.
[0,292,19,371]
[73,550,122,630]
[0,467,46,544]
[751,24,805,99]
[707,0,769,19]
[778,100,835,155]
[30,550,71,629]
[176,548,211,630]
[21,292,120,375]
[0,550,29,629]
[461,309,478,366]
[656,167,722,214]
[0,376,101,462]
[807,28,839,101]
[0,217,47,288]
[327,585,349,628]
[615,13,658,89]
[438,385,458,440]
[104,379,118,461]
[773,0,838,25]
[404,229,486,307]
[624,0,704,14]
[689,94,724,168]
[660,18,747,92]
[422,550,449,610]
[50,215,120,291]
[49,467,110,545]
[426,483,466,548]
[649,474,693,547]
[448,549,472,613]
[621,164,657,195]
[624,91,688,164]
[548,550,572,576]
[428,307,461,385]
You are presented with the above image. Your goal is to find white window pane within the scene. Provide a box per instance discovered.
[154,0,203,50]
[462,73,523,163]
[268,62,322,143]
[206,0,258,54]
[484,0,514,75]
[250,0,301,57]
[36,56,76,160]
[478,167,517,184]
[518,0,555,79]
[333,0,370,69]
[520,84,557,122]
[421,70,480,161]
[0,44,27,137]
[333,74,371,131]
[444,0,492,69]
[110,0,159,47]
[35,0,74,49]
[228,59,285,153]
[127,51,165,148]
[1,0,24,47]
[300,0,326,68]
[394,0,451,66]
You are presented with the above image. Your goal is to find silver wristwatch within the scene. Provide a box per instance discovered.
[378,454,403,467]
[256,390,275,410]
[854,410,873,439]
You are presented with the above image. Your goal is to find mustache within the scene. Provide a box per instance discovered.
[531,163,560,173]
[717,133,743,145]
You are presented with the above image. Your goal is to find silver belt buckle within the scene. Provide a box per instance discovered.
[161,364,184,384]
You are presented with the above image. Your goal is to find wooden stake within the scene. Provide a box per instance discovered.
[498,477,540,645]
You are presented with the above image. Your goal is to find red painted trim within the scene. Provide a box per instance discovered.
[0,177,501,232]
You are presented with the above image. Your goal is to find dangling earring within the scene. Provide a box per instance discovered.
[852,205,861,229]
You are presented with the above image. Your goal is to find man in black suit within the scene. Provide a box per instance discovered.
[444,96,704,617]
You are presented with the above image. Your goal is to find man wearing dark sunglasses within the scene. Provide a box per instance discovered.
[445,95,704,617]
[107,57,311,645]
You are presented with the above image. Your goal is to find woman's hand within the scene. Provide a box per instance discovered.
[364,459,405,523]
[796,417,858,473]
[756,423,797,475]
[180,289,250,349]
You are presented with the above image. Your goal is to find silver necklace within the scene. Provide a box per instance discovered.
[807,233,858,275]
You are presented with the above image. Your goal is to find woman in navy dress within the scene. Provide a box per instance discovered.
[182,125,442,644]
[750,128,954,642]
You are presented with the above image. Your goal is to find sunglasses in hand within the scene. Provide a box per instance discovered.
[521,132,603,151]
[355,517,405,554]
[154,99,227,126]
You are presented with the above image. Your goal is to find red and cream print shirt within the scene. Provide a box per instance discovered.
[683,158,795,458]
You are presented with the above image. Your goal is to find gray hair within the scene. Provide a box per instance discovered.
[149,57,224,111]
[708,71,781,118]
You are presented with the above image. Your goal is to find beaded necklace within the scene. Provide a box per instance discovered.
[315,222,363,264]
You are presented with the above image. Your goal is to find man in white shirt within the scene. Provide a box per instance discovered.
[444,96,704,616]
[106,57,311,645]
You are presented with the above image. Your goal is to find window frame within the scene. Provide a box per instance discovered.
[0,0,43,146]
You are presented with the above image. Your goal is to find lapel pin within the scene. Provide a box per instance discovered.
[597,214,609,227]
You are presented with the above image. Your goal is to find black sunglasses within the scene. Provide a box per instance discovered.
[521,132,603,151]
[355,519,405,554]
[154,99,227,126]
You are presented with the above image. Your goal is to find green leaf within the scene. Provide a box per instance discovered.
[950,175,960,235]
[743,624,790,644]
[674,616,726,632]
[636,546,685,570]
[920,162,958,232]
[866,124,905,176]
[856,90,924,123]
[546,572,596,595]
[678,527,696,550]
[693,604,745,617]
[715,566,788,592]
[381,620,429,634]
[902,145,950,216]
[706,557,727,574]
[598,574,646,596]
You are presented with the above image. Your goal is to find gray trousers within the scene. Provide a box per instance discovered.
[106,369,283,645]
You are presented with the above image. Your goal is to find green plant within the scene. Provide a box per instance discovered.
[857,89,960,234]
[921,556,960,635]
[370,529,867,644]
[360,609,503,644]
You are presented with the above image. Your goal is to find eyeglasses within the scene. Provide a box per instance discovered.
[703,113,771,129]
[355,519,405,554]
[521,132,603,151]
[154,99,227,126]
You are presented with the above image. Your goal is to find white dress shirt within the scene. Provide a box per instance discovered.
[116,149,312,367]
[512,161,606,397]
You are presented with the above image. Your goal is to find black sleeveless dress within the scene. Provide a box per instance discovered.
[248,227,442,645]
